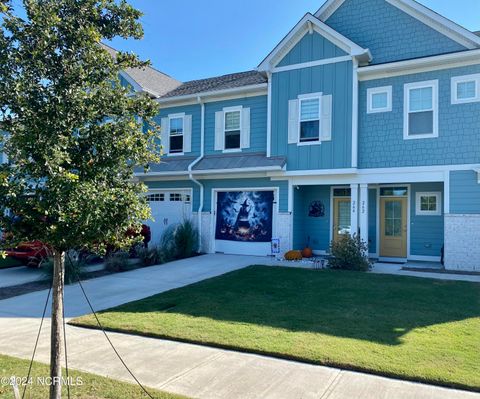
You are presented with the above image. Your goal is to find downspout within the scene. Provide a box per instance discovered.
[188,96,205,252]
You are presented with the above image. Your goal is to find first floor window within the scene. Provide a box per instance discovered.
[404,80,438,139]
[416,192,441,216]
[299,97,320,142]
[169,116,184,153]
[224,110,241,150]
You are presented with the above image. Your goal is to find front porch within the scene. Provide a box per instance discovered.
[292,182,445,263]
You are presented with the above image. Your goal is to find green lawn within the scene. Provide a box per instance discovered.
[71,266,480,392]
[0,354,187,399]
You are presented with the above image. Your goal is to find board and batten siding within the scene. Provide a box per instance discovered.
[359,64,480,168]
[277,31,348,67]
[204,96,267,155]
[325,0,466,65]
[271,61,353,170]
[155,104,202,157]
[450,171,480,214]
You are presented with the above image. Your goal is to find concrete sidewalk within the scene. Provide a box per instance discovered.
[0,254,479,399]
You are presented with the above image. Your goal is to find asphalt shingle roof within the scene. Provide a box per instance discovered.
[100,43,181,98]
[136,153,286,175]
[161,70,267,99]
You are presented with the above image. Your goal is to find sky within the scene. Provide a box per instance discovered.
[14,0,480,83]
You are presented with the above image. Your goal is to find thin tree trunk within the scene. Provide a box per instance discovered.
[50,249,65,399]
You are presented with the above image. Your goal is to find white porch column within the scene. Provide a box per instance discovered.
[359,184,369,250]
[350,184,359,237]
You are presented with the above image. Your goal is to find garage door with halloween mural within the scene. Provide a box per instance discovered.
[215,191,274,243]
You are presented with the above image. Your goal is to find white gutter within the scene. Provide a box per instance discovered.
[187,96,205,252]
[157,83,268,104]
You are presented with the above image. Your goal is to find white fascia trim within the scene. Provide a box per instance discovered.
[272,55,352,73]
[358,49,480,81]
[385,0,480,50]
[193,166,284,175]
[119,71,147,94]
[315,0,345,21]
[156,84,268,105]
[257,13,368,71]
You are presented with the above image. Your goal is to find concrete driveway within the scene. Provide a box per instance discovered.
[0,265,45,288]
[0,254,479,399]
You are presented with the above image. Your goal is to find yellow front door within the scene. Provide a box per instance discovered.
[333,198,351,242]
[380,197,407,258]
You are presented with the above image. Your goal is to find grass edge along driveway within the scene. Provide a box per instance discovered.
[71,266,480,392]
[0,353,187,399]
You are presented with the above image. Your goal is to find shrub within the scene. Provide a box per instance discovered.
[105,251,136,273]
[136,245,164,267]
[329,234,372,271]
[42,250,84,285]
[161,220,199,260]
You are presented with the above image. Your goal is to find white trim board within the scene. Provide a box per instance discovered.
[358,49,480,81]
[272,55,352,73]
[258,13,369,71]
[315,0,480,50]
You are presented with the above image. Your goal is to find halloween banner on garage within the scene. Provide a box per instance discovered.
[215,191,274,243]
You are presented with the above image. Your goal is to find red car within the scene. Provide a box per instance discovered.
[5,240,51,268]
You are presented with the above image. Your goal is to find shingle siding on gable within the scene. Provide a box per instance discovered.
[325,0,467,65]
[358,64,480,169]
[450,171,480,214]
[277,31,348,67]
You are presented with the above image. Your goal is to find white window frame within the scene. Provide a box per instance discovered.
[451,74,480,104]
[367,86,392,114]
[415,192,442,216]
[223,106,242,153]
[298,92,322,146]
[168,113,185,156]
[403,80,438,140]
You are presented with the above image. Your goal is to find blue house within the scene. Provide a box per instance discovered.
[123,0,480,271]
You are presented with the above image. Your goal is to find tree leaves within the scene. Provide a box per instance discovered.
[0,0,160,252]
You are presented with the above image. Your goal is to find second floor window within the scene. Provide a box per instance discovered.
[169,116,184,154]
[224,110,241,150]
[451,74,480,104]
[299,97,320,142]
[404,80,438,140]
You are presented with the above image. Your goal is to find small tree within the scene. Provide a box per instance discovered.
[0,1,160,398]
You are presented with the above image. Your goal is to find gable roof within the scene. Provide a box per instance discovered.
[258,13,371,71]
[160,70,267,99]
[100,43,181,98]
[315,0,480,50]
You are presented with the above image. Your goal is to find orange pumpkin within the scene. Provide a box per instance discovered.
[284,250,303,261]
[302,247,313,258]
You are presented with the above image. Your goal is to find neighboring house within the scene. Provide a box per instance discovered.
[125,0,480,272]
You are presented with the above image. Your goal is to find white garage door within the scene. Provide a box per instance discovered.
[147,190,192,245]
[214,190,276,256]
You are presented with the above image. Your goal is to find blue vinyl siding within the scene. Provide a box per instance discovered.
[293,186,331,251]
[271,61,353,170]
[145,180,200,210]
[156,104,202,156]
[277,31,347,67]
[325,0,466,65]
[410,183,444,257]
[201,178,288,213]
[450,170,480,214]
[204,96,267,155]
[368,188,377,254]
[359,64,480,168]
